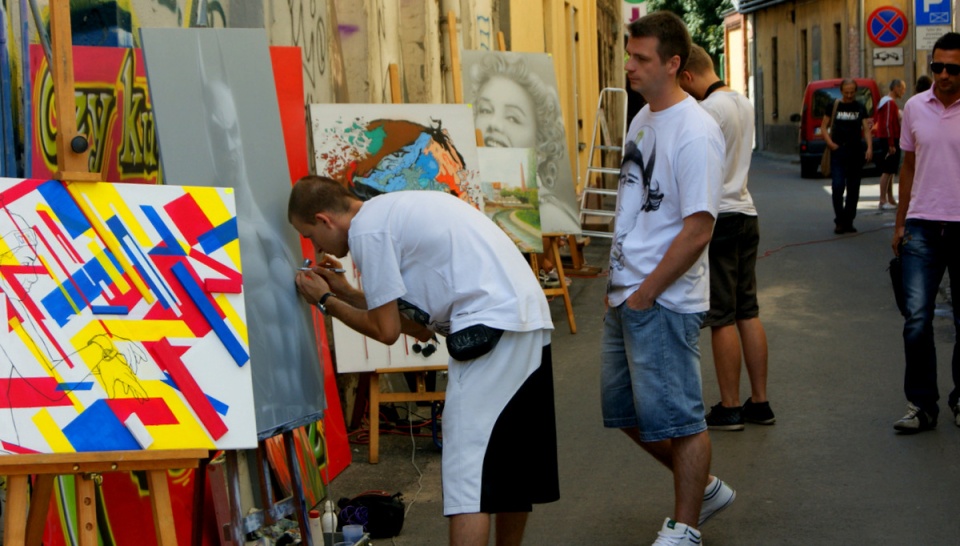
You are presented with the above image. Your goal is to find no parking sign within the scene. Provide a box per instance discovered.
[868,7,908,47]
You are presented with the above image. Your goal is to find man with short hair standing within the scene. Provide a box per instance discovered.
[604,11,730,545]
[892,32,960,433]
[876,79,906,210]
[679,44,775,432]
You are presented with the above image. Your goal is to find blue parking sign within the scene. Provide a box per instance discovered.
[916,0,952,26]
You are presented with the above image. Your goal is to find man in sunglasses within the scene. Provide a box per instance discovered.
[891,32,960,433]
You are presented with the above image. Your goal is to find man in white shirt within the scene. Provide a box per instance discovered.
[288,176,559,545]
[603,11,730,546]
[679,44,776,432]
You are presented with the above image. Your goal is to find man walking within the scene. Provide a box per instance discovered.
[679,44,775,432]
[876,79,906,210]
[603,12,731,545]
[289,176,560,545]
[892,32,960,433]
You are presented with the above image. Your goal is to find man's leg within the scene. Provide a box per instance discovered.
[737,317,769,402]
[878,172,891,205]
[494,513,529,546]
[450,513,490,546]
[711,324,743,407]
[943,224,960,411]
[844,162,863,228]
[671,431,711,526]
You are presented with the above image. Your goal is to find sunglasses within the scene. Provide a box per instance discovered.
[930,62,960,76]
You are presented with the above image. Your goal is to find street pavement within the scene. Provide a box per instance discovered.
[324,152,960,545]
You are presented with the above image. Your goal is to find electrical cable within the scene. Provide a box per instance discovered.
[758,225,888,259]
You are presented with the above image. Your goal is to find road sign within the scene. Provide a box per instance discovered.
[873,47,905,66]
[868,7,908,46]
[915,0,951,26]
[916,25,951,49]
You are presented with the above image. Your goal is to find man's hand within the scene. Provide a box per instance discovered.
[295,269,331,303]
[891,226,905,257]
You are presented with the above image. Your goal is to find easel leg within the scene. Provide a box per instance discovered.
[147,469,178,546]
[192,457,210,546]
[75,475,97,546]
[545,236,577,334]
[283,431,311,545]
[25,475,53,546]
[4,475,29,546]
[369,372,380,464]
[225,451,246,545]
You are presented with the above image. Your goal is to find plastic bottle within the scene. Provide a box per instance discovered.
[321,499,339,534]
[308,509,323,546]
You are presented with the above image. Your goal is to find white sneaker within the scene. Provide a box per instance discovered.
[699,477,735,526]
[652,518,702,546]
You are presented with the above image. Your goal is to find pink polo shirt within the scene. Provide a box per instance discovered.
[899,89,960,222]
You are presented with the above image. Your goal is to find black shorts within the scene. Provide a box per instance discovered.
[879,145,901,174]
[479,345,560,513]
[703,213,760,328]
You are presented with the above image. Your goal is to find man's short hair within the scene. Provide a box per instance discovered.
[683,44,715,77]
[287,175,356,224]
[932,32,960,55]
[840,78,858,90]
[626,11,692,72]
[889,79,904,91]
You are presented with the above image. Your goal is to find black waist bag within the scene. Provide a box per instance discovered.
[445,324,504,361]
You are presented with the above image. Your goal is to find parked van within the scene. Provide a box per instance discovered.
[794,78,884,178]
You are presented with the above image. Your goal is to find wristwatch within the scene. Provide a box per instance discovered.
[316,292,336,315]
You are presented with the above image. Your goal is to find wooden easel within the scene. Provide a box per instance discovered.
[0,4,205,546]
[362,63,448,464]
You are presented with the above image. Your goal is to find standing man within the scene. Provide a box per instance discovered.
[288,176,560,545]
[679,44,775,432]
[875,79,906,210]
[821,79,873,234]
[892,32,960,433]
[604,12,731,545]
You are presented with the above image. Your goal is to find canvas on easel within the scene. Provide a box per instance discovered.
[477,147,543,254]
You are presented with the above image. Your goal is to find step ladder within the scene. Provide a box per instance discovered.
[579,87,627,239]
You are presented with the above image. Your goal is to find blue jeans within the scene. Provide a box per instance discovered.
[830,144,864,227]
[600,302,707,442]
[900,219,960,415]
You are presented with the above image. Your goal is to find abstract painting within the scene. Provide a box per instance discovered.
[309,104,483,206]
[0,177,256,454]
[461,50,582,235]
[478,147,543,254]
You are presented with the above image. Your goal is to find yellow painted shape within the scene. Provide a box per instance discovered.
[98,320,194,341]
[215,294,248,345]
[90,243,132,293]
[33,408,76,453]
[141,381,216,449]
[185,187,242,270]
[64,183,155,304]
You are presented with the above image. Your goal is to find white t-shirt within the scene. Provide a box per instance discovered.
[607,95,724,313]
[701,90,756,216]
[349,190,553,335]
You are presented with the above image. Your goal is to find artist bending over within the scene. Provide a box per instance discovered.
[288,175,559,546]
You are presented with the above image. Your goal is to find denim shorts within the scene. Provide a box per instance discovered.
[601,302,707,442]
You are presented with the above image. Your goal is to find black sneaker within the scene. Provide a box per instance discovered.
[743,398,776,425]
[706,403,744,431]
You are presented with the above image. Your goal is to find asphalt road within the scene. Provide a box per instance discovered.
[324,152,960,545]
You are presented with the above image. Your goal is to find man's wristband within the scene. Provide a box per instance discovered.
[316,292,336,315]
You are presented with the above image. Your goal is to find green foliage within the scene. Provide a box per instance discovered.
[646,0,733,61]
[515,209,541,230]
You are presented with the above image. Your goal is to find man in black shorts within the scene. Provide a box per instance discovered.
[875,79,905,210]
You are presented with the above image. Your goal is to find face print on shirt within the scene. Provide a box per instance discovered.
[609,126,664,274]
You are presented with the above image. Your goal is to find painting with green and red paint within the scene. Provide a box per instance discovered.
[309,104,483,207]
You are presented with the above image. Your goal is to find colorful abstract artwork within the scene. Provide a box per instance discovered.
[478,147,543,254]
[0,177,257,454]
[309,104,483,206]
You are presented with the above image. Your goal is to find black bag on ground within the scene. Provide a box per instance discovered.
[889,256,908,318]
[445,324,504,361]
[338,490,405,539]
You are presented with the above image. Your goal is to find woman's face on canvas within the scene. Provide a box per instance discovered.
[474,75,538,149]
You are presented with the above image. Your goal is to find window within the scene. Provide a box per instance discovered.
[801,29,808,89]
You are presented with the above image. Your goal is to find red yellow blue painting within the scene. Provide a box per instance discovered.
[0,178,257,454]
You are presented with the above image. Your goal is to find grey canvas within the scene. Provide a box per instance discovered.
[461,50,582,235]
[141,28,324,439]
